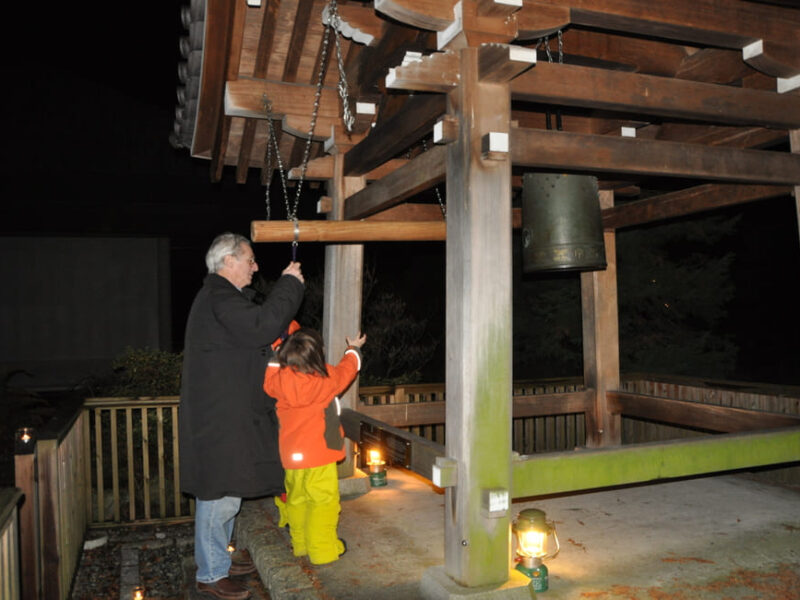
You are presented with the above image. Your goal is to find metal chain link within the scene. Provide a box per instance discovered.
[262,7,334,221]
[327,0,354,132]
[262,97,293,219]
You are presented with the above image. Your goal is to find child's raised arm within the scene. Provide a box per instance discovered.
[345,332,367,348]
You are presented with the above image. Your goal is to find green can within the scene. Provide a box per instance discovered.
[369,469,387,487]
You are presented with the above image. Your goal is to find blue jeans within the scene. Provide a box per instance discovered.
[194,496,242,583]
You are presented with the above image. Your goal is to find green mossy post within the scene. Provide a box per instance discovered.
[443,47,514,588]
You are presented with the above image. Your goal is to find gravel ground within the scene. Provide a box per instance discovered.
[70,523,194,600]
[69,522,271,600]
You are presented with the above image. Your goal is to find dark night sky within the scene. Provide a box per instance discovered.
[2,2,799,385]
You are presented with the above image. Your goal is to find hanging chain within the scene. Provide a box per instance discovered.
[262,6,336,221]
[326,0,355,132]
[262,97,293,219]
[421,138,446,218]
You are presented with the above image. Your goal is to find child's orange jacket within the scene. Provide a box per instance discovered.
[263,348,361,470]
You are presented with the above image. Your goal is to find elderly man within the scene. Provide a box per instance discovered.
[179,232,304,600]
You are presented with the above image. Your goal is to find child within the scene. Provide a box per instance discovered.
[263,327,366,565]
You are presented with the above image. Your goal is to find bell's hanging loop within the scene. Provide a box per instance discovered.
[521,173,607,273]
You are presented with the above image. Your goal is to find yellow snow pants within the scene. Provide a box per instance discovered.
[284,462,345,565]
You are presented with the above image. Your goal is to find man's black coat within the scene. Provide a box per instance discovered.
[179,272,304,500]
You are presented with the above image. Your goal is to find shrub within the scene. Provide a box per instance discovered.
[86,347,182,397]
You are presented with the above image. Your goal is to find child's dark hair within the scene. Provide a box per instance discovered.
[276,328,329,377]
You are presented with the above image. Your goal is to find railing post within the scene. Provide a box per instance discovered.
[14,428,40,600]
[0,488,24,600]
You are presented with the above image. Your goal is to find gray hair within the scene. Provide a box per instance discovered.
[205,233,251,274]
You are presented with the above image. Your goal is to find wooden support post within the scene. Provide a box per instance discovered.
[323,152,366,478]
[581,190,621,447]
[443,47,513,588]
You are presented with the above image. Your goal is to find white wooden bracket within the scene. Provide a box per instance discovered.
[434,116,459,144]
[481,131,509,160]
[432,456,458,488]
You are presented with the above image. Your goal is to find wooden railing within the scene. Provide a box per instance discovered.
[9,376,800,599]
[82,397,193,526]
[358,378,587,453]
[1,488,23,600]
[14,407,88,600]
[620,374,800,485]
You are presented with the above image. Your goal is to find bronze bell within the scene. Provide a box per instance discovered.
[521,173,607,273]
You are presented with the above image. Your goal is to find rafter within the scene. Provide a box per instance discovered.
[288,156,410,181]
[344,144,447,219]
[343,93,447,176]
[374,0,457,32]
[743,39,800,79]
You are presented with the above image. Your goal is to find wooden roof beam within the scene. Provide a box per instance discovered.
[374,0,457,32]
[225,79,340,120]
[529,0,800,51]
[602,183,793,230]
[343,93,447,176]
[288,156,410,181]
[344,144,447,219]
[478,43,537,82]
[510,127,800,185]
[743,39,800,79]
[511,62,800,129]
[346,22,434,98]
[364,203,446,221]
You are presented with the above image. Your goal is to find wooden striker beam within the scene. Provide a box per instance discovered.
[251,220,446,242]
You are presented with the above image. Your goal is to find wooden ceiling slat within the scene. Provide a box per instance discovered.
[283,0,315,82]
[253,0,282,78]
[510,62,800,129]
[510,127,800,185]
[236,119,258,183]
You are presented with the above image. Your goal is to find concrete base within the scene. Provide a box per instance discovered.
[339,468,371,499]
[420,566,535,600]
[236,468,800,600]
